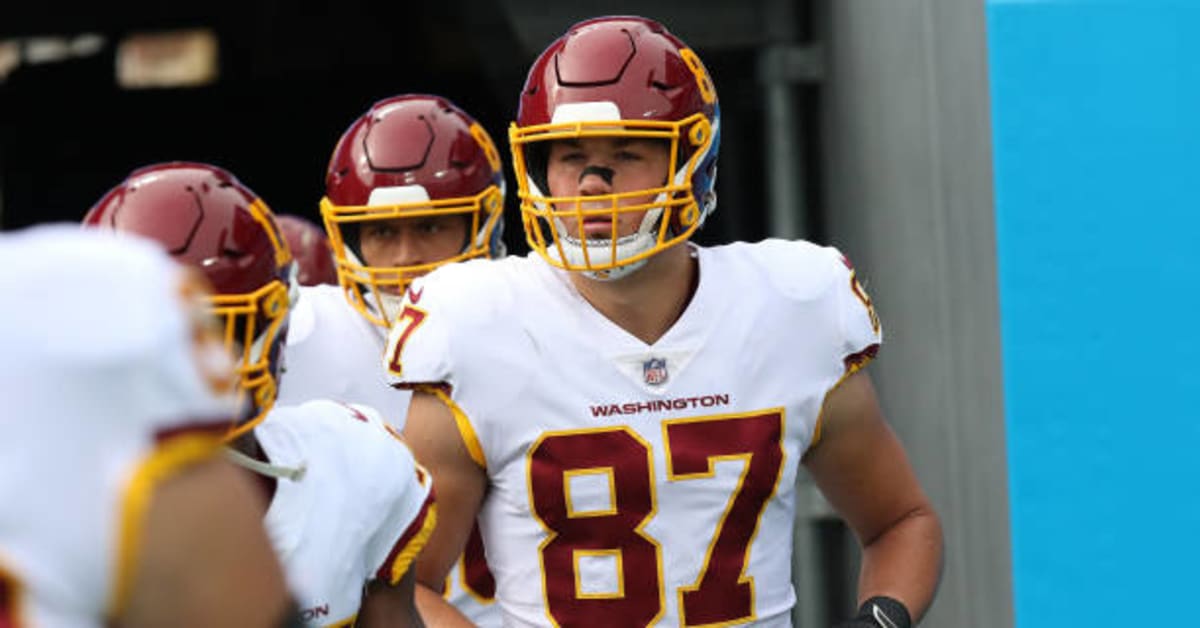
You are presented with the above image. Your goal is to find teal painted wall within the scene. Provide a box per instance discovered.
[987,1,1200,625]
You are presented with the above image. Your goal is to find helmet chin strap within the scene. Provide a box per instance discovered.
[550,198,666,282]
[585,262,646,282]
[223,447,307,481]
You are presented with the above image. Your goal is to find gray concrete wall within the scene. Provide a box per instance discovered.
[817,1,1012,626]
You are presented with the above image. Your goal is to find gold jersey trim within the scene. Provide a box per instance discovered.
[109,433,221,618]
[418,384,487,469]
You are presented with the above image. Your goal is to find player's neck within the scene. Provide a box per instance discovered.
[569,243,698,345]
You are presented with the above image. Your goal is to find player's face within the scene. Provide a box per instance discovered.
[545,136,671,239]
[357,214,468,293]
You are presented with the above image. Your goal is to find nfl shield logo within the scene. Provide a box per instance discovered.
[643,357,668,386]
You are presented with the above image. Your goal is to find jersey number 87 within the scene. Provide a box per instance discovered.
[527,409,785,627]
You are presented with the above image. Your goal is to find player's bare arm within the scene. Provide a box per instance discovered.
[412,580,477,628]
[120,459,291,628]
[803,370,944,623]
[356,568,426,628]
[401,390,488,593]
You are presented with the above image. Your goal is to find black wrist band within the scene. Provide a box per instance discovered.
[856,596,912,628]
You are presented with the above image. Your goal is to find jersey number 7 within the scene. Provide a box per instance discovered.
[385,305,428,378]
[527,409,785,627]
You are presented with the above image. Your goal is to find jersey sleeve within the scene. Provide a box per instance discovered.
[827,247,883,372]
[747,239,883,369]
[741,240,885,451]
[383,274,456,389]
[380,263,526,470]
[803,246,885,449]
[350,404,437,585]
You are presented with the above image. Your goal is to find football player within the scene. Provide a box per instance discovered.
[278,93,505,421]
[277,94,505,626]
[390,16,944,628]
[85,163,437,628]
[276,214,338,287]
[0,225,292,627]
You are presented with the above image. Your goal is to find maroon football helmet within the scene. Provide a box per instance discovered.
[83,162,295,439]
[276,214,338,286]
[322,94,506,327]
[509,16,721,279]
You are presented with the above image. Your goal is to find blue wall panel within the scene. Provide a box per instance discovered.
[987,1,1200,625]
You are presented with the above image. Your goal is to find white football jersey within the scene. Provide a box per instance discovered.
[278,284,500,625]
[277,284,412,428]
[0,226,236,627]
[254,400,435,627]
[386,240,882,627]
